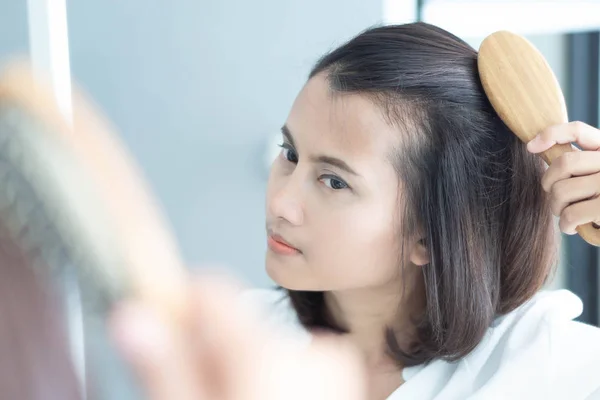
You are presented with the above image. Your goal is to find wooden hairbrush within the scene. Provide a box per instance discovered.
[0,60,190,394]
[478,31,600,247]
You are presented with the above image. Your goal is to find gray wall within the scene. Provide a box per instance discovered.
[0,1,28,61]
[66,1,383,288]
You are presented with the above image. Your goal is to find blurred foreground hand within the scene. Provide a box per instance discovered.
[109,274,367,400]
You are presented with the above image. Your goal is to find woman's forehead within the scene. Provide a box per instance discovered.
[286,75,400,161]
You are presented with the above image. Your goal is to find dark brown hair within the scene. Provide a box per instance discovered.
[285,22,557,366]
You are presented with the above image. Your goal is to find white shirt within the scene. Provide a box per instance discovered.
[240,288,600,399]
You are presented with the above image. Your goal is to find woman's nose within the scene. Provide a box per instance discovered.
[268,174,305,226]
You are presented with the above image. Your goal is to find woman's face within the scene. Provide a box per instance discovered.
[265,75,416,291]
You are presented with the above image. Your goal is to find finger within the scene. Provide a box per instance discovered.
[528,121,600,154]
[109,302,206,400]
[549,174,600,216]
[541,152,600,192]
[559,196,600,235]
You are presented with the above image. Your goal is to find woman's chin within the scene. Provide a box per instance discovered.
[266,260,315,291]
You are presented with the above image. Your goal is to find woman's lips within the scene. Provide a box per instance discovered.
[267,234,301,255]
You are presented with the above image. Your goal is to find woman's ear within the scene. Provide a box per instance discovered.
[409,237,429,266]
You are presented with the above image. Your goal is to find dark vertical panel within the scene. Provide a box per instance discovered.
[565,31,600,326]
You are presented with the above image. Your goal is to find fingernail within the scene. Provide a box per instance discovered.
[110,303,169,362]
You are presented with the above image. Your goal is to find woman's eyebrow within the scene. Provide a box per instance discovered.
[281,124,359,176]
[281,124,296,147]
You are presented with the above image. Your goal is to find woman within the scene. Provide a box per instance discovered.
[112,22,600,399]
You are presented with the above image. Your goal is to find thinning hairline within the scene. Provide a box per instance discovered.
[321,76,429,251]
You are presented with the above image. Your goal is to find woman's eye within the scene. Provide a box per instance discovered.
[320,175,349,190]
[279,144,298,163]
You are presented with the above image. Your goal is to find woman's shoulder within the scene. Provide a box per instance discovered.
[463,289,600,398]
[493,288,600,346]
[398,290,600,399]
[517,290,600,396]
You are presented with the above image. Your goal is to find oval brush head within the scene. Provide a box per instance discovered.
[0,61,189,337]
[478,31,600,247]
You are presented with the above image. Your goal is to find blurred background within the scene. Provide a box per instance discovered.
[1,0,599,398]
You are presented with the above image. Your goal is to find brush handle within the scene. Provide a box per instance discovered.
[541,143,573,166]
[577,217,600,246]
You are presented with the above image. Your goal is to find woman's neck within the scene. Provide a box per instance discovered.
[323,272,425,371]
